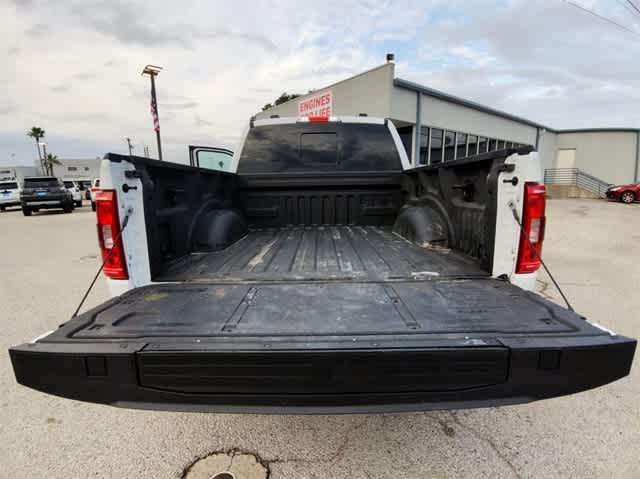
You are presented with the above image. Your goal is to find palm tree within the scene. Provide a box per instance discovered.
[44,153,60,176]
[27,127,46,173]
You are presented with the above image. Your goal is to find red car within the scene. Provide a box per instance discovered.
[606,183,639,204]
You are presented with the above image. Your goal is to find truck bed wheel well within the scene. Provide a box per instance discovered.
[393,197,453,248]
[190,208,247,252]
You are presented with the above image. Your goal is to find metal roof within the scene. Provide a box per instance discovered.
[394,77,549,130]
[551,128,640,134]
[394,77,639,135]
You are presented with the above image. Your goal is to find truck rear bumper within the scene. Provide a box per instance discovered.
[9,334,636,413]
[22,200,72,207]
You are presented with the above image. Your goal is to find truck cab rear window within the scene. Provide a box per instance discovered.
[300,133,337,165]
[238,123,401,173]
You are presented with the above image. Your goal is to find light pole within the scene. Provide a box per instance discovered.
[141,64,163,161]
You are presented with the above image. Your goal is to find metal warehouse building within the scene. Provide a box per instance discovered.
[50,158,101,182]
[256,63,639,187]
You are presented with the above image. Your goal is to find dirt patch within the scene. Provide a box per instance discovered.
[144,292,168,301]
[569,206,589,217]
[439,420,456,437]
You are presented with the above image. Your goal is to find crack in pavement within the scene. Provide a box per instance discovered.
[180,418,370,478]
[436,417,456,437]
[320,418,370,466]
[449,412,522,479]
[226,450,234,471]
[180,448,271,479]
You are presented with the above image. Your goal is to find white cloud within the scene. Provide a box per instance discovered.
[1,0,639,166]
[2,0,434,164]
[400,0,640,128]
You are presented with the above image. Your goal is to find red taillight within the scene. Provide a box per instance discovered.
[95,189,128,280]
[307,115,329,123]
[516,182,546,274]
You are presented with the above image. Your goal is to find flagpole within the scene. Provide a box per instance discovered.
[142,65,164,161]
[150,73,163,161]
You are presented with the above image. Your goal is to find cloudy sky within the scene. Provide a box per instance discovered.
[2,0,640,166]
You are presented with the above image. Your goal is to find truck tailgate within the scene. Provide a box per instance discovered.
[10,279,636,413]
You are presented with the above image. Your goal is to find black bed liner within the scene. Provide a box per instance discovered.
[56,280,581,340]
[157,226,485,282]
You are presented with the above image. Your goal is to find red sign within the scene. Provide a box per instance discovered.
[298,90,333,117]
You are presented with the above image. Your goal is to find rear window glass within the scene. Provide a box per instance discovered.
[300,133,337,165]
[24,178,60,188]
[0,182,18,189]
[64,181,74,188]
[238,123,401,173]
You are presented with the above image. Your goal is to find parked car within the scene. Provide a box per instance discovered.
[89,178,100,211]
[10,117,635,413]
[63,180,83,207]
[19,176,74,216]
[79,180,92,200]
[606,183,639,204]
[0,180,21,211]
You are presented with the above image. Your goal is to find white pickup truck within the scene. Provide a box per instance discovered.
[10,116,635,413]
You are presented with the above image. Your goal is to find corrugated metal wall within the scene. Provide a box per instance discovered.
[555,131,638,184]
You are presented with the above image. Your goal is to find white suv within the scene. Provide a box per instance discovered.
[0,180,21,211]
[89,178,100,211]
[63,180,83,207]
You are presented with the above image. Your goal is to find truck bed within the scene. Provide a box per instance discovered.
[9,128,637,414]
[60,226,598,340]
[157,225,486,282]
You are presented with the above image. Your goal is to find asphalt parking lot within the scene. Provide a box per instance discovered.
[1,199,638,479]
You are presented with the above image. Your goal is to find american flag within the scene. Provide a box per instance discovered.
[150,95,160,132]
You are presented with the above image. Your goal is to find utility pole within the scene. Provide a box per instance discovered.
[125,137,134,155]
[141,64,164,161]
